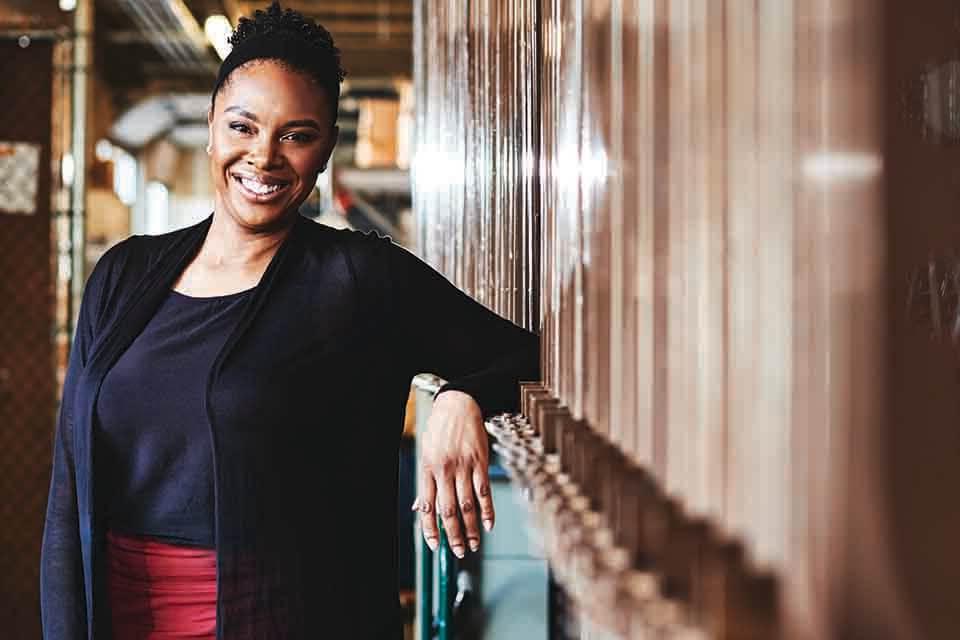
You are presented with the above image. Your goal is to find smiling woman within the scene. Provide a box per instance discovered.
[206,63,338,240]
[182,2,344,295]
[39,2,541,640]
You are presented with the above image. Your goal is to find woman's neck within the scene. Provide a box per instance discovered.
[197,210,295,271]
[171,210,297,297]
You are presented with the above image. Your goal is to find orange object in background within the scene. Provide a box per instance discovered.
[403,386,417,438]
[356,98,401,168]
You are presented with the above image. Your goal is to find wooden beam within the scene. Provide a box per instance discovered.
[221,0,243,25]
[337,47,411,77]
[317,20,413,36]
[236,0,412,18]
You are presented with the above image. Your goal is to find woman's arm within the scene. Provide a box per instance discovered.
[40,329,89,638]
[373,236,540,558]
[40,245,120,638]
[390,243,539,416]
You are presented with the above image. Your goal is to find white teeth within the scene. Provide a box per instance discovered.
[239,176,283,195]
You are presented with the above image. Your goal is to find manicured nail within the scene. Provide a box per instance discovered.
[452,545,465,559]
[468,539,480,552]
[482,519,493,532]
[426,537,438,552]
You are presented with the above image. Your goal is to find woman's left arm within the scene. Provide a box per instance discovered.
[374,237,540,558]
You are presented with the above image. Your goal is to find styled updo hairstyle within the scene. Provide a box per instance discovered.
[211,1,346,122]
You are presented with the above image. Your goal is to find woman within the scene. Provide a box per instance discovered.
[39,3,539,638]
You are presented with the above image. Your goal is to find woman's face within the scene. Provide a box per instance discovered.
[208,60,338,232]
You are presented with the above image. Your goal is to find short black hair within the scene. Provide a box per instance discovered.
[214,1,346,110]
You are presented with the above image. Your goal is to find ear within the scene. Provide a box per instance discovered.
[206,106,214,154]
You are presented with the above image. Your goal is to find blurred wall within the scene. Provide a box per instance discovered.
[0,37,55,638]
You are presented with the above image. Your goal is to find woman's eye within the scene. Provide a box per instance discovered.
[283,132,315,143]
[229,122,251,134]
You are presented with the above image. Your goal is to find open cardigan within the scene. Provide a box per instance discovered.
[40,213,540,639]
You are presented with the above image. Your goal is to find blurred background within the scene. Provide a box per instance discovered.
[2,0,960,638]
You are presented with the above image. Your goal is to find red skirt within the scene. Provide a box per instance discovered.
[106,530,217,639]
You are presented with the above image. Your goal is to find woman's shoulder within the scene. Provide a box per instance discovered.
[302,218,393,250]
[82,222,206,327]
[88,223,197,288]
[299,218,398,271]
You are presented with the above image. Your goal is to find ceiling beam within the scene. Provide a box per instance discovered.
[236,0,412,18]
[221,0,244,26]
[337,47,411,77]
[337,42,410,53]
[316,20,412,35]
[106,29,196,45]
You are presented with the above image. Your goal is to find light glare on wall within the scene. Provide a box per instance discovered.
[59,0,77,11]
[145,181,169,235]
[113,147,137,206]
[205,15,233,60]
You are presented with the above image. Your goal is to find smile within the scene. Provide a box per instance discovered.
[231,173,291,201]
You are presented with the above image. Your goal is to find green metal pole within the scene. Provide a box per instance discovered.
[419,532,433,640]
[436,518,453,640]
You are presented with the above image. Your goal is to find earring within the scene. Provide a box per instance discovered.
[205,144,212,155]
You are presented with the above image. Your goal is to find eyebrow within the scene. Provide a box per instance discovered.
[223,106,324,131]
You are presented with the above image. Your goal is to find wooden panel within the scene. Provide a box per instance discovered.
[409,0,960,637]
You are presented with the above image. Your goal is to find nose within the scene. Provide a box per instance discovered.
[247,134,282,170]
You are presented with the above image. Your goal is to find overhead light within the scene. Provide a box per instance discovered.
[204,15,232,60]
[95,139,114,163]
[59,0,77,11]
[113,148,137,206]
[61,153,75,187]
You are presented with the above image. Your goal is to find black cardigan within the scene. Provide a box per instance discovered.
[40,213,540,639]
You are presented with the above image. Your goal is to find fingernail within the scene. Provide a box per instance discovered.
[427,538,438,552]
[410,499,419,511]
[452,545,465,558]
[468,540,480,552]
[483,519,493,532]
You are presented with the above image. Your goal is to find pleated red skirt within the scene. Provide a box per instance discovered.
[106,530,217,639]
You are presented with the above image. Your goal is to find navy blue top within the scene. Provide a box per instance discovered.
[95,287,254,547]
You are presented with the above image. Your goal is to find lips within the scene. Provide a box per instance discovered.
[231,172,291,201]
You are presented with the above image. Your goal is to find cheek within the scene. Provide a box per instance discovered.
[211,135,244,163]
[289,151,326,183]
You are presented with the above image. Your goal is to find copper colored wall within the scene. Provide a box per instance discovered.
[412,0,539,331]
[0,38,55,637]
[414,0,960,637]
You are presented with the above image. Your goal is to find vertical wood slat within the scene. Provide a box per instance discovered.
[665,0,692,511]
[723,0,759,548]
[583,0,612,439]
[626,0,657,469]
